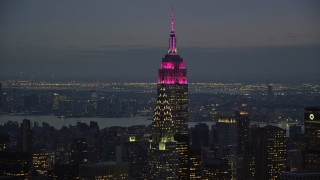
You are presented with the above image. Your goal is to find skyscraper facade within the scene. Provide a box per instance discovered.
[235,110,251,180]
[150,7,189,179]
[304,107,320,171]
[216,117,237,180]
[253,125,287,180]
[18,118,33,153]
[70,138,88,164]
[191,123,209,148]
[149,85,178,179]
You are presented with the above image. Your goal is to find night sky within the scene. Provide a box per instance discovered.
[1,0,320,82]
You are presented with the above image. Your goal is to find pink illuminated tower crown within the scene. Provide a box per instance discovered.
[158,6,187,85]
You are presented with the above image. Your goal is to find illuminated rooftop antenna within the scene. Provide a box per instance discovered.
[168,5,177,54]
[171,4,175,32]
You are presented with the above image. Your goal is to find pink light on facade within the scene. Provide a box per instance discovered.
[158,66,187,85]
[158,74,187,85]
[179,61,185,69]
[165,79,176,84]
[161,62,174,69]
[178,78,187,84]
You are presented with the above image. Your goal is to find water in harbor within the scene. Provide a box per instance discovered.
[0,115,298,136]
[0,115,215,129]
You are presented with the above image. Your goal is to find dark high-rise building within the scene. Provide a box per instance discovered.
[236,111,250,155]
[87,121,101,163]
[216,117,237,179]
[289,125,302,139]
[0,152,30,179]
[150,6,189,179]
[304,107,320,171]
[288,125,304,150]
[189,123,209,179]
[191,123,209,148]
[122,137,149,179]
[287,124,304,171]
[189,147,202,179]
[0,134,10,151]
[70,138,88,164]
[287,149,303,172]
[235,110,250,180]
[202,158,231,180]
[102,130,120,162]
[18,118,33,153]
[252,125,286,180]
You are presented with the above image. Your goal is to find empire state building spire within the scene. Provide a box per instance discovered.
[168,5,177,55]
[171,5,175,32]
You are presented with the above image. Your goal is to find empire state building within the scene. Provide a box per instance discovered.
[149,7,189,179]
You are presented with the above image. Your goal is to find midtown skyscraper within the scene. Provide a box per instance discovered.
[252,125,287,180]
[149,7,189,179]
[304,107,320,171]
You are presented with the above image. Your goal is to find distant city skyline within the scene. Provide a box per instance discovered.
[1,0,320,82]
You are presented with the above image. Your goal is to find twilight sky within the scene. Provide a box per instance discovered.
[1,0,320,82]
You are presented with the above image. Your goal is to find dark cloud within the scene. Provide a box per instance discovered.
[1,44,319,82]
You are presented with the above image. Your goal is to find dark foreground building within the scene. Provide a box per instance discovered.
[252,125,287,180]
[0,152,30,179]
[304,107,320,171]
[277,171,320,180]
[79,162,129,179]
